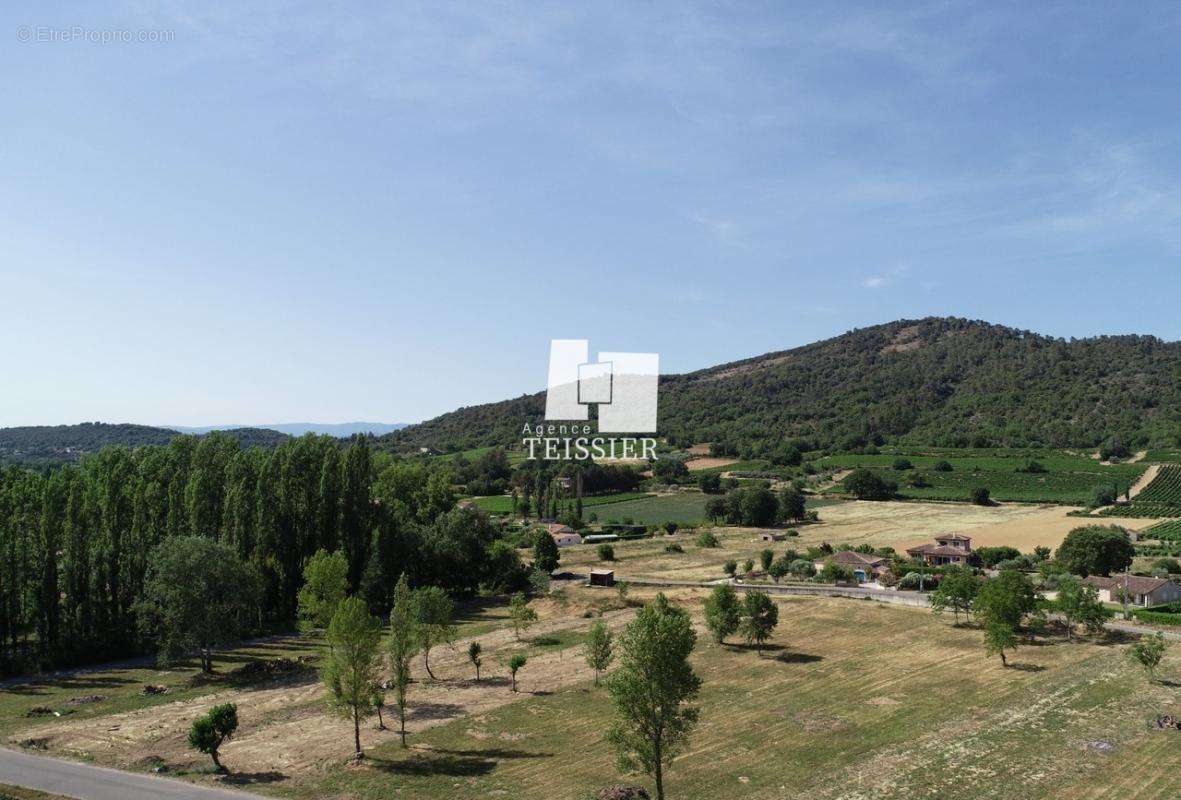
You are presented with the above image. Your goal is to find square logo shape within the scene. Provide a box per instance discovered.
[577,360,613,405]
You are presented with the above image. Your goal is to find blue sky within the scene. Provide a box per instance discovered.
[4,2,1181,427]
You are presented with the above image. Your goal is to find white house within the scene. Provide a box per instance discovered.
[543,522,583,547]
[1082,574,1181,607]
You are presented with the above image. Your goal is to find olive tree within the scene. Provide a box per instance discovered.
[1127,632,1168,683]
[188,702,238,771]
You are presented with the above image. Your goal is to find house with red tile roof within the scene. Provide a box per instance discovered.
[906,534,973,566]
[814,550,890,583]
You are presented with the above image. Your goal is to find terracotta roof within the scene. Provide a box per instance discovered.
[1083,574,1173,595]
[829,550,887,567]
[936,533,972,542]
[906,544,971,557]
[544,523,575,534]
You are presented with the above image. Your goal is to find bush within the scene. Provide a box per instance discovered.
[1091,484,1118,507]
[696,531,720,548]
[971,487,991,506]
[597,544,615,562]
[892,458,914,471]
[723,560,738,577]
[844,469,897,501]
[1151,558,1181,575]
[1017,460,1047,474]
[188,702,238,770]
[975,546,1021,567]
[664,543,684,554]
[933,460,953,472]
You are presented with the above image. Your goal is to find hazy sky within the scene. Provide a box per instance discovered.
[4,2,1181,427]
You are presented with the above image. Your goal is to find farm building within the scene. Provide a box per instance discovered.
[906,533,973,566]
[815,550,890,583]
[589,569,615,587]
[543,522,583,547]
[1082,574,1181,607]
[760,532,787,542]
[583,533,619,544]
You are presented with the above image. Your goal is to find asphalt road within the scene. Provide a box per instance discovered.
[0,748,264,800]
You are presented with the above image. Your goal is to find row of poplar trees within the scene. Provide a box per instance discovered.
[0,432,487,674]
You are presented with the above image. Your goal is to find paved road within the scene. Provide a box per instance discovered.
[0,748,264,800]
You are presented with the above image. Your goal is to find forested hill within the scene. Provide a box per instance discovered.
[384,317,1181,454]
[0,423,288,465]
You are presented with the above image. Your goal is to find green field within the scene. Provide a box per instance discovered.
[824,464,1143,505]
[593,492,713,525]
[470,491,651,514]
[817,448,1138,473]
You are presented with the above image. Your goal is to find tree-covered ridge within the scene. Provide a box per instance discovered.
[384,317,1181,453]
[0,423,289,466]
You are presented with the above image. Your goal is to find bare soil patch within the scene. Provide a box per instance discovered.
[12,592,637,780]
[684,457,737,472]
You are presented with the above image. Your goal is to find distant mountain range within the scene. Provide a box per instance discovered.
[0,421,408,466]
[168,422,409,437]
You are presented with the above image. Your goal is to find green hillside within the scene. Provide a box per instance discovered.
[0,423,289,465]
[383,317,1181,455]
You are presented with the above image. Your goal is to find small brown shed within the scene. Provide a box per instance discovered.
[589,569,615,587]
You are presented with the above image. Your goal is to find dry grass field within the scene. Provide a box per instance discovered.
[3,501,1178,800]
[562,500,1152,583]
[3,583,1178,800]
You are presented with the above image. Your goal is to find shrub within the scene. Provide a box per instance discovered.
[664,543,684,554]
[723,560,738,577]
[1151,558,1181,575]
[971,487,991,506]
[597,544,616,561]
[933,460,953,472]
[1090,484,1117,507]
[188,702,238,771]
[892,458,914,471]
[696,531,720,548]
[844,469,897,501]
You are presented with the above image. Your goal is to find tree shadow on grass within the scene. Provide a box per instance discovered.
[1096,630,1139,647]
[406,702,466,722]
[1007,663,1046,672]
[775,651,824,665]
[725,643,787,655]
[370,747,551,778]
[7,674,138,696]
[220,770,287,785]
